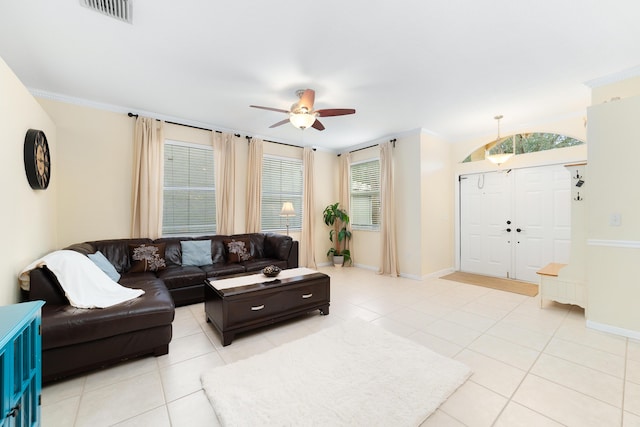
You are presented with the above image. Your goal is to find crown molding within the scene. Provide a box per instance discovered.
[29,87,255,137]
[584,65,640,88]
[28,88,379,152]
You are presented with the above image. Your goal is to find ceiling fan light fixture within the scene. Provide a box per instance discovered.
[289,112,316,129]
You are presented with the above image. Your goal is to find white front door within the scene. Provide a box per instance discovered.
[459,164,571,282]
[460,171,512,278]
[513,165,571,282]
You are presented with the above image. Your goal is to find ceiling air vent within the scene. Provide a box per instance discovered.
[80,0,132,24]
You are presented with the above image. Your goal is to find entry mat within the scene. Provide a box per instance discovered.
[441,271,538,297]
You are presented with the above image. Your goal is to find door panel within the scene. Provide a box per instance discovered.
[460,172,511,278]
[514,165,571,283]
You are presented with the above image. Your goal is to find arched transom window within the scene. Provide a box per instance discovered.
[462,133,584,163]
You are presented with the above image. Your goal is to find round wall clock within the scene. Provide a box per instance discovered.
[24,129,51,190]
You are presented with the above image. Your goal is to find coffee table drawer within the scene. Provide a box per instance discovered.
[280,283,328,309]
[226,292,285,324]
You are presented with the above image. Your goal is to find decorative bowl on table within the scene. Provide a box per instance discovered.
[262,265,281,277]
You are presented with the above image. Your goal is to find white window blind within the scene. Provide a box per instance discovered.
[163,140,216,236]
[261,155,303,231]
[350,159,380,230]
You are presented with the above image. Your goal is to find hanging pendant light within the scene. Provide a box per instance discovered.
[485,115,513,165]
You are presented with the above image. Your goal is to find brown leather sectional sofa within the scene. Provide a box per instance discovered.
[25,232,298,382]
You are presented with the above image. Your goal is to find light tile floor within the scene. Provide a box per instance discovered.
[41,267,640,426]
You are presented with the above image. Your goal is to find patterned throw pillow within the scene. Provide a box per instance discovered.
[129,243,167,273]
[224,239,253,263]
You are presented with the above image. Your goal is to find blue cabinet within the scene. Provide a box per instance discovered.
[0,301,44,427]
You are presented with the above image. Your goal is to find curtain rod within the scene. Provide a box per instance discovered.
[127,112,312,149]
[128,112,241,137]
[338,138,396,156]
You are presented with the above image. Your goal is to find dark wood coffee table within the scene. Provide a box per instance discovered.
[204,268,330,346]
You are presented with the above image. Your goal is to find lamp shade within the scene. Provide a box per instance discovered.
[289,112,316,129]
[280,202,296,217]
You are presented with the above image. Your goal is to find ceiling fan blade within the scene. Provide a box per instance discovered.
[250,105,289,114]
[316,108,356,117]
[298,89,315,111]
[312,119,325,131]
[269,118,290,128]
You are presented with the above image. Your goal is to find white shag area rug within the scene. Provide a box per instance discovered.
[201,318,471,426]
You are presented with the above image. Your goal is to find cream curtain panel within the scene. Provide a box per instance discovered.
[245,138,263,233]
[213,132,236,235]
[131,116,164,239]
[338,152,351,212]
[378,141,399,277]
[301,147,317,268]
[338,152,352,258]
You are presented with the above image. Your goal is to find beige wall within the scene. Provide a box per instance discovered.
[586,90,640,336]
[0,57,57,305]
[591,75,640,105]
[310,149,338,267]
[420,131,453,277]
[394,133,423,276]
[37,99,134,246]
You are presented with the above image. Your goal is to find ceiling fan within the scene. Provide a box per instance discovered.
[250,89,356,131]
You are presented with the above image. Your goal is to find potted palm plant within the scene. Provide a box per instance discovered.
[322,202,352,267]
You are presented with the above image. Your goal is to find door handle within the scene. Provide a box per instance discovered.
[505,228,511,232]
[516,228,522,233]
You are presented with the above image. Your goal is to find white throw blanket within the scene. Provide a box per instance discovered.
[19,250,144,309]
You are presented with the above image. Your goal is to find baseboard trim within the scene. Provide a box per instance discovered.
[353,263,378,272]
[586,320,640,340]
[427,267,455,280]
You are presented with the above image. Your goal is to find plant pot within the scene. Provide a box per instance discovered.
[332,255,344,267]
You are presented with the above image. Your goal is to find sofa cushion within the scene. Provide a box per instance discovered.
[264,233,293,260]
[29,267,69,305]
[87,251,121,282]
[119,271,157,287]
[154,238,183,268]
[224,238,253,263]
[243,258,289,272]
[201,262,246,278]
[156,266,206,290]
[40,278,174,350]
[210,237,227,263]
[129,243,167,273]
[181,240,212,266]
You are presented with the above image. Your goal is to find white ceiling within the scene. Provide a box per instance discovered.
[1,1,639,151]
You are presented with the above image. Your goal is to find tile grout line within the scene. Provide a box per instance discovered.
[487,293,569,426]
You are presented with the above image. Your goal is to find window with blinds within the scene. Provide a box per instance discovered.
[350,159,380,230]
[162,140,216,236]
[261,155,303,231]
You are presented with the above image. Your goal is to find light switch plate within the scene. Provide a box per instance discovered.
[610,213,622,227]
